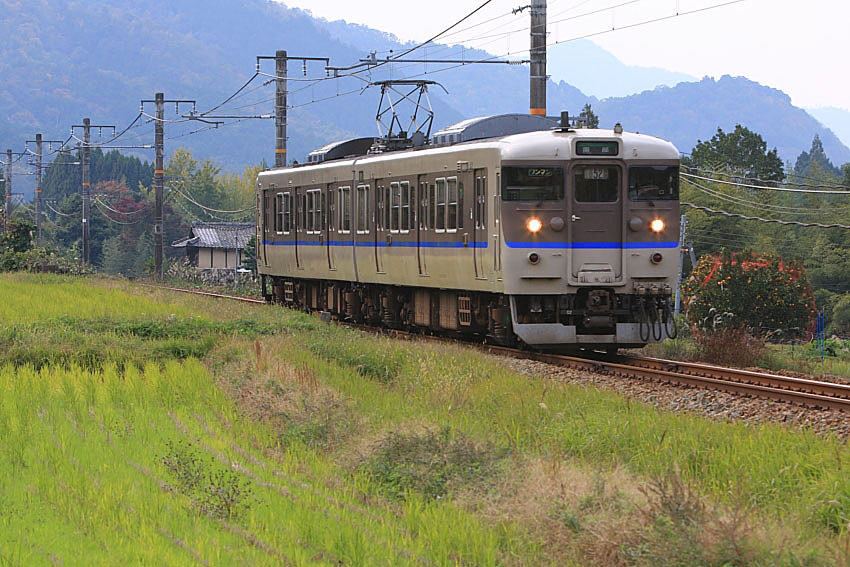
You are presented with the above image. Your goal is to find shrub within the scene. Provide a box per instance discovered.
[681,251,815,339]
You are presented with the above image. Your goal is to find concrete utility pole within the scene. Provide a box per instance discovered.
[154,92,164,281]
[72,119,115,264]
[26,134,65,246]
[82,118,91,264]
[529,0,547,116]
[142,93,196,281]
[257,52,329,167]
[4,150,11,233]
[35,135,43,245]
[276,50,287,168]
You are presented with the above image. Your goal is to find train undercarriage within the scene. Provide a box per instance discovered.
[263,275,677,351]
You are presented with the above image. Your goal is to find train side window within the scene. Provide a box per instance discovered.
[321,191,327,230]
[401,181,411,232]
[300,193,307,232]
[338,187,351,234]
[275,192,284,233]
[447,177,458,232]
[305,189,322,234]
[384,186,391,230]
[419,181,428,230]
[574,166,619,202]
[475,176,487,229]
[357,185,370,234]
[390,182,400,233]
[263,190,271,234]
[281,192,293,234]
[429,183,435,230]
[306,191,314,233]
[435,178,447,232]
[328,189,335,231]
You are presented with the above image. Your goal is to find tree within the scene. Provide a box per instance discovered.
[0,219,35,254]
[578,103,599,128]
[684,124,784,181]
[242,234,257,273]
[794,135,842,180]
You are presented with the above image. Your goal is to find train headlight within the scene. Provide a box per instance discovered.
[527,218,543,233]
[650,218,665,233]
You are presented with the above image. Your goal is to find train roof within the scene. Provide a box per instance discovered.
[260,126,679,180]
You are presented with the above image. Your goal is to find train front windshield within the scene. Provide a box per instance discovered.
[502,166,564,201]
[628,166,679,201]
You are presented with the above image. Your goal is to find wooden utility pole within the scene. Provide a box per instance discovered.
[529,0,547,116]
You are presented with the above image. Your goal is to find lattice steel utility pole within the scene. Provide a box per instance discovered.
[529,0,547,116]
[72,118,115,265]
[27,134,67,246]
[142,93,196,281]
[257,52,329,167]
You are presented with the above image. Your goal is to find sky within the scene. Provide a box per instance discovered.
[278,0,850,112]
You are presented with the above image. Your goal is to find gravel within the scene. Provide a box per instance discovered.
[498,357,850,439]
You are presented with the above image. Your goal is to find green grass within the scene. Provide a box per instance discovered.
[3,272,850,566]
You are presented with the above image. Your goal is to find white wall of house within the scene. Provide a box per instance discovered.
[196,248,240,269]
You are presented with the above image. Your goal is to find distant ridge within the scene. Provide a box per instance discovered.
[0,0,845,199]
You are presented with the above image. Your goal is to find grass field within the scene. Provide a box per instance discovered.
[2,273,850,566]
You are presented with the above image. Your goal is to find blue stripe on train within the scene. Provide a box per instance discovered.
[506,241,679,249]
[263,240,488,248]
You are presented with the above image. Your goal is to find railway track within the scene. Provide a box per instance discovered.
[152,283,850,413]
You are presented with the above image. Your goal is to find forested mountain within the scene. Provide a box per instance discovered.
[0,0,847,195]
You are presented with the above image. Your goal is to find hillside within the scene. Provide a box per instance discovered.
[0,0,846,196]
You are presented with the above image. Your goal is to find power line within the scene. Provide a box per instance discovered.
[682,202,850,230]
[682,172,850,195]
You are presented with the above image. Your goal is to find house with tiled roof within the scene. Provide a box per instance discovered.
[171,222,253,269]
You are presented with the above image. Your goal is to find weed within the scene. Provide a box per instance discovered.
[361,427,507,501]
[161,440,253,520]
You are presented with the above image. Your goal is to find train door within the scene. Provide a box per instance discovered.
[293,187,302,269]
[569,164,623,283]
[416,176,428,275]
[260,186,271,267]
[326,184,335,270]
[473,169,487,279]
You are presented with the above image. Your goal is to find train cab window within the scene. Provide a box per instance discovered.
[628,166,679,201]
[447,177,458,231]
[338,186,351,234]
[357,185,370,234]
[436,178,447,232]
[502,167,564,201]
[574,166,619,202]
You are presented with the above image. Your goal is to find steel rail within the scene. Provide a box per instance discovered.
[145,284,850,412]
